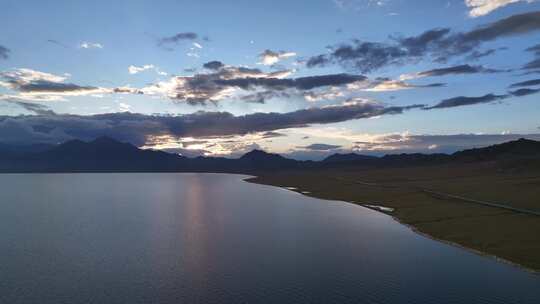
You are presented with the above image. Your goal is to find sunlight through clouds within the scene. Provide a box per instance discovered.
[465,0,535,17]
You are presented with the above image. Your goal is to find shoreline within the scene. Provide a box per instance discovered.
[245,176,540,275]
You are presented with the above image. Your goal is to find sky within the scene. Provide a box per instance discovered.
[1,0,540,159]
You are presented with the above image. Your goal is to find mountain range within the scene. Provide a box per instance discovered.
[1,136,539,173]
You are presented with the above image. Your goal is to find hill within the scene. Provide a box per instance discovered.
[0,137,539,173]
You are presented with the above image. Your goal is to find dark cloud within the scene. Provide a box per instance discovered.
[217,73,366,91]
[299,143,342,151]
[158,32,198,46]
[203,61,225,70]
[142,62,438,105]
[306,55,328,67]
[1,96,55,115]
[1,69,103,96]
[307,11,540,73]
[524,58,540,70]
[509,88,540,96]
[15,81,98,94]
[424,93,508,110]
[146,65,365,105]
[11,101,55,115]
[509,79,540,88]
[526,43,540,55]
[0,102,422,146]
[366,77,445,91]
[523,43,540,70]
[240,91,291,104]
[142,65,293,105]
[466,48,499,60]
[396,28,451,57]
[47,39,69,49]
[258,49,296,65]
[0,45,10,60]
[306,41,407,73]
[261,131,286,138]
[412,64,504,78]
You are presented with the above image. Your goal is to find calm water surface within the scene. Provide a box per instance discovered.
[0,173,539,303]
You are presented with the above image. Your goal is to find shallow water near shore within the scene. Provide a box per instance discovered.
[1,173,539,303]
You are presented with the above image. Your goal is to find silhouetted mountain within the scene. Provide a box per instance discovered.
[452,138,540,161]
[323,153,378,163]
[0,136,184,172]
[239,149,300,170]
[0,137,539,173]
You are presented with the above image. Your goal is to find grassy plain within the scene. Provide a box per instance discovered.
[247,161,540,272]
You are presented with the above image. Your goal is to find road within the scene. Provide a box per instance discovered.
[332,177,540,217]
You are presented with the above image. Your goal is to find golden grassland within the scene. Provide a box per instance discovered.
[247,161,540,272]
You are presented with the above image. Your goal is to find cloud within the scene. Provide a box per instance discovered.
[283,131,540,160]
[0,68,105,97]
[140,65,293,105]
[421,80,540,109]
[217,73,367,91]
[113,86,144,94]
[363,79,445,92]
[509,78,540,87]
[128,64,155,74]
[400,64,504,80]
[261,131,286,138]
[509,87,540,96]
[524,58,540,70]
[128,64,166,75]
[0,68,147,100]
[79,42,103,49]
[158,32,199,47]
[13,102,54,115]
[0,95,55,115]
[526,43,540,55]
[424,93,508,109]
[307,11,540,73]
[306,40,409,73]
[0,45,11,59]
[298,143,342,150]
[203,61,225,70]
[159,137,263,158]
[333,0,389,10]
[47,39,71,49]
[523,43,540,69]
[303,89,344,102]
[0,101,422,146]
[258,49,297,65]
[465,0,535,18]
[141,62,365,105]
[465,48,500,60]
[240,91,291,103]
[352,132,540,154]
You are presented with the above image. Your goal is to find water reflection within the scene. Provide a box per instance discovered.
[0,173,538,304]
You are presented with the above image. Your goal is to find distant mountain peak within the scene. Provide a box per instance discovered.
[1,137,539,173]
[240,149,284,160]
[323,153,378,163]
[452,137,540,161]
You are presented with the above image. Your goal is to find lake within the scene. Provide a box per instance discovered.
[0,173,539,303]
